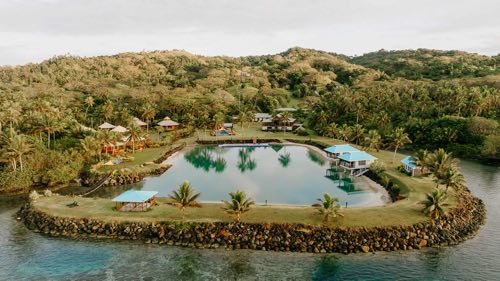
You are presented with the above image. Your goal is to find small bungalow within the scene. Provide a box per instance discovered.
[98,122,116,130]
[112,190,158,212]
[111,125,129,134]
[324,144,360,159]
[158,117,179,131]
[254,113,272,122]
[261,114,301,132]
[133,117,148,129]
[401,156,428,176]
[338,151,377,176]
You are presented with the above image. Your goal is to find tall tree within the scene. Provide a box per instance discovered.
[390,128,411,163]
[363,130,382,151]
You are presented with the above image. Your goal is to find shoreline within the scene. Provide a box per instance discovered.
[18,188,485,254]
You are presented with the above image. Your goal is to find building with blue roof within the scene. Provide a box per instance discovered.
[400,156,428,176]
[112,190,158,212]
[338,151,377,176]
[324,144,360,159]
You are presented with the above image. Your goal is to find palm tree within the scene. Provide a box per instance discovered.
[350,124,365,145]
[101,100,114,121]
[326,122,339,139]
[413,149,429,175]
[380,174,391,189]
[317,193,343,223]
[141,103,157,132]
[223,190,255,222]
[128,123,143,154]
[390,128,412,163]
[364,130,382,152]
[440,166,465,193]
[421,188,448,219]
[425,149,459,189]
[168,181,201,220]
[0,129,32,171]
[337,124,351,142]
[278,112,293,136]
[80,136,100,161]
[83,96,94,119]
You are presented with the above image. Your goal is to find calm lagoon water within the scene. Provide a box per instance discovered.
[139,145,384,207]
[0,160,499,280]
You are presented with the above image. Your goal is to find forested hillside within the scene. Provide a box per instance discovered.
[0,47,498,193]
[350,49,499,80]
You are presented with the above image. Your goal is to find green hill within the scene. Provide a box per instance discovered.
[350,49,499,81]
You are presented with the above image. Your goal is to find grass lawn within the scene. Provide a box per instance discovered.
[34,195,431,228]
[42,124,459,228]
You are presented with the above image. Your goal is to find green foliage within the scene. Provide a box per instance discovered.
[421,188,448,219]
[222,190,255,222]
[316,193,343,222]
[168,180,202,220]
[351,49,499,80]
[369,161,386,176]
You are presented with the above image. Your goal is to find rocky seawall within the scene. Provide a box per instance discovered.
[18,190,485,254]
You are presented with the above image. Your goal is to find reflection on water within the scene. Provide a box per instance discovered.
[141,145,381,206]
[184,146,228,173]
[237,148,257,172]
[308,149,326,166]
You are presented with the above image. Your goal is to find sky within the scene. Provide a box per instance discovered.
[0,0,499,66]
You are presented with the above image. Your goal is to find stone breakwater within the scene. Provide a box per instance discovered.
[18,191,485,254]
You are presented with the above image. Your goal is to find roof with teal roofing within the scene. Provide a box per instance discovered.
[324,144,360,154]
[112,190,158,203]
[401,156,417,169]
[338,151,377,161]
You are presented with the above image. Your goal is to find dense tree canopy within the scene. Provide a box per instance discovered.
[350,49,499,81]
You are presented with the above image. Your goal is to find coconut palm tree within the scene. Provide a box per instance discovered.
[413,149,429,175]
[421,188,448,219]
[278,111,293,136]
[223,190,255,222]
[337,124,352,142]
[380,174,391,189]
[317,193,343,223]
[350,124,365,145]
[128,123,143,154]
[425,149,459,189]
[83,96,94,119]
[390,128,412,163]
[0,129,32,171]
[326,122,339,139]
[80,136,100,161]
[440,166,465,193]
[168,181,202,220]
[364,130,382,152]
[141,103,157,132]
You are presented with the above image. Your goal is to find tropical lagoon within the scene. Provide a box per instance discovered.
[1,160,498,280]
[136,145,386,207]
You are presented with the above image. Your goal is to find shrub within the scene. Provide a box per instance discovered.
[295,127,309,136]
[29,190,40,202]
[369,161,386,176]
